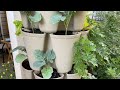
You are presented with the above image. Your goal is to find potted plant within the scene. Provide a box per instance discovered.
[20,11,39,29]
[57,11,87,32]
[13,12,47,71]
[21,59,34,79]
[38,11,59,33]
[32,49,64,79]
[12,46,34,79]
[73,36,97,79]
[50,11,81,73]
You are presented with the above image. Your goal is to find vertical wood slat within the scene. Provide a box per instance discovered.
[0,11,9,38]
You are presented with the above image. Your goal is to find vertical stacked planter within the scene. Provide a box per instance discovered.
[18,11,87,79]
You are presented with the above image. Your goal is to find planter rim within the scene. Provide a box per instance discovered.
[33,71,64,79]
[22,67,33,72]
[22,29,45,37]
[67,73,80,76]
[66,73,81,79]
[50,32,81,39]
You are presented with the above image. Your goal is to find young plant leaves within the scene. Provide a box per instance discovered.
[33,61,46,68]
[15,54,27,63]
[29,11,42,23]
[46,50,56,63]
[13,20,23,36]
[34,50,45,61]
[41,65,53,79]
[50,13,66,24]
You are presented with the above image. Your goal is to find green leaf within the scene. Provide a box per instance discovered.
[29,11,42,22]
[34,50,45,61]
[89,57,98,67]
[33,61,46,68]
[74,60,87,76]
[50,13,63,24]
[64,12,73,31]
[63,11,76,31]
[46,50,56,63]
[15,28,22,36]
[13,20,23,36]
[41,65,53,79]
[12,46,26,53]
[60,16,66,21]
[15,54,27,63]
[106,67,117,78]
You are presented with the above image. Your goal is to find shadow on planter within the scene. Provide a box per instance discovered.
[21,59,34,79]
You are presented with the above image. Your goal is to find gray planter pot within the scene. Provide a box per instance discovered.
[50,31,81,73]
[21,60,34,79]
[38,11,59,33]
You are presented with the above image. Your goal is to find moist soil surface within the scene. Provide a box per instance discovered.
[53,31,74,35]
[22,28,44,34]
[22,60,32,70]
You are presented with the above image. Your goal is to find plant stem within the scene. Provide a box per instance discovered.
[64,12,73,35]
[26,12,35,33]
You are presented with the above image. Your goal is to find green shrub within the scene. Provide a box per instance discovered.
[73,36,97,79]
[88,11,120,79]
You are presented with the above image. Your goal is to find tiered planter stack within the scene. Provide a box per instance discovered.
[19,11,87,79]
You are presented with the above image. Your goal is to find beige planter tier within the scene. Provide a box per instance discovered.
[65,73,81,79]
[39,11,59,33]
[50,32,81,73]
[20,12,39,29]
[21,60,34,79]
[33,71,64,79]
[74,11,87,31]
[22,30,45,71]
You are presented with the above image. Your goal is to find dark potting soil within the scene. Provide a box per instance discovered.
[68,64,75,74]
[22,28,44,34]
[81,29,88,31]
[22,60,32,70]
[38,68,60,79]
[53,31,74,35]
